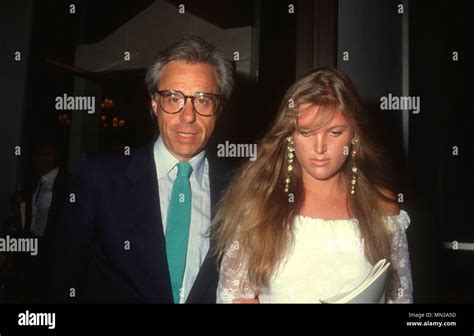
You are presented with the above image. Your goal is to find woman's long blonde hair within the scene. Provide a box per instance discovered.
[212,68,397,291]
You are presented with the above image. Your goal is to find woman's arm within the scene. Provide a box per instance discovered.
[217,240,258,303]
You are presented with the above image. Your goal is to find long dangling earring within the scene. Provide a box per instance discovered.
[350,137,359,195]
[285,136,295,193]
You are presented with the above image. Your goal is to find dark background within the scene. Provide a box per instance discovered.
[0,0,472,303]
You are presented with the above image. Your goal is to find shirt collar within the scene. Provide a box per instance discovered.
[154,136,206,182]
[41,167,60,183]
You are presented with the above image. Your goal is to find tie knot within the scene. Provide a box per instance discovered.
[176,161,192,179]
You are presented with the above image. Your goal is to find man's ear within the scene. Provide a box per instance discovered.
[151,96,158,117]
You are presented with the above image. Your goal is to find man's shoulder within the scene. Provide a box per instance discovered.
[206,155,241,197]
[74,143,153,179]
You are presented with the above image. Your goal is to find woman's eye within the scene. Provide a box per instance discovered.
[299,131,311,137]
[330,131,343,137]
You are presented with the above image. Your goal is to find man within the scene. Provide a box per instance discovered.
[6,138,69,302]
[25,140,67,239]
[49,36,234,303]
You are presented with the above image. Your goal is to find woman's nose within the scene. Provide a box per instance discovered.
[313,133,327,154]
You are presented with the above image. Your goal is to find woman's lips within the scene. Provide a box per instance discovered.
[311,158,330,166]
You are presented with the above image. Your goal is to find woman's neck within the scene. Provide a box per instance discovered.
[298,171,351,220]
[302,171,347,198]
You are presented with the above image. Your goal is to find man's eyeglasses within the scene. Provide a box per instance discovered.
[155,90,222,116]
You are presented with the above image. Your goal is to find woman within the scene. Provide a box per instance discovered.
[212,68,413,303]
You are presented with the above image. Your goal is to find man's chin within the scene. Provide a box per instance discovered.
[171,146,203,160]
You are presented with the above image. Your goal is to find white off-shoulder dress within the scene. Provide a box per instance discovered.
[217,211,413,303]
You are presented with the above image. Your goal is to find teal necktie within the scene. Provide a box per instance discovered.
[166,161,193,303]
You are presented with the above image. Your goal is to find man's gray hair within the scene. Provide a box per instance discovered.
[145,36,234,101]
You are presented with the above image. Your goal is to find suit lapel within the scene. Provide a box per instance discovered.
[125,141,173,302]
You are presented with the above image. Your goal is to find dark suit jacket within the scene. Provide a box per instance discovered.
[21,168,69,302]
[48,141,231,303]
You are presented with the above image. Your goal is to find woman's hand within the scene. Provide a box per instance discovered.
[233,292,260,304]
[233,298,260,304]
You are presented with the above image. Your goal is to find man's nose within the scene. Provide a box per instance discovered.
[180,97,196,123]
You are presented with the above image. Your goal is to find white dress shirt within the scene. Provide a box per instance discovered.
[153,136,211,303]
[30,167,60,237]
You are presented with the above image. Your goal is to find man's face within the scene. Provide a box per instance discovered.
[151,60,220,161]
[32,145,57,175]
[293,104,352,182]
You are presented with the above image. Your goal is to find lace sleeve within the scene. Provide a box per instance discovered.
[385,210,414,303]
[216,240,256,303]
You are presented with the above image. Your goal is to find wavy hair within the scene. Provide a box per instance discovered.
[212,68,397,291]
[145,35,234,100]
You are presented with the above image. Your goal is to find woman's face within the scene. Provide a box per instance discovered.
[292,103,353,182]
